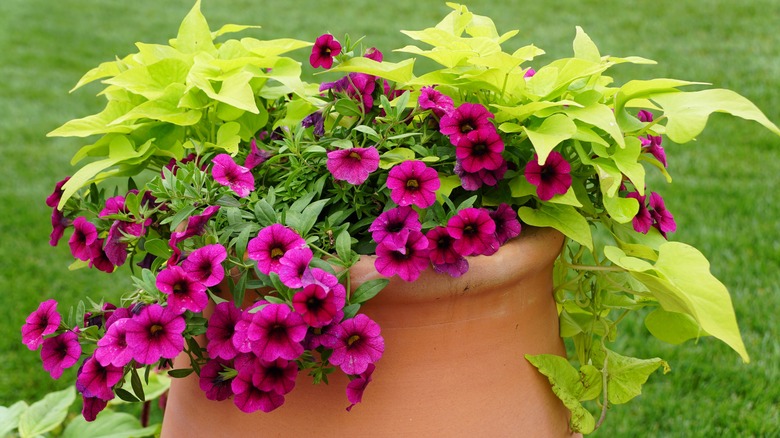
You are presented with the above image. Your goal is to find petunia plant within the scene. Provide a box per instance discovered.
[23,1,780,433]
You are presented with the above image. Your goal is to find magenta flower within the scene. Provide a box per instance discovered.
[327,147,380,185]
[181,243,227,287]
[49,209,71,247]
[524,151,573,201]
[169,205,220,249]
[22,299,61,350]
[323,314,384,375]
[103,220,143,267]
[321,73,376,111]
[447,207,499,257]
[246,303,307,362]
[199,358,235,401]
[456,128,505,173]
[247,224,306,275]
[346,363,376,412]
[206,302,243,360]
[99,194,128,217]
[490,203,522,246]
[45,176,70,208]
[76,356,123,401]
[425,226,469,277]
[156,265,208,314]
[649,192,677,238]
[638,110,654,122]
[212,153,255,198]
[301,268,347,310]
[386,160,440,208]
[69,217,97,261]
[524,68,537,78]
[374,230,430,282]
[641,134,668,167]
[627,192,653,234]
[41,331,81,379]
[418,86,454,118]
[253,358,298,395]
[244,139,272,170]
[310,34,342,69]
[363,47,383,62]
[439,102,496,146]
[455,159,508,191]
[232,372,285,413]
[81,396,109,422]
[278,246,313,289]
[125,304,186,365]
[368,206,421,251]
[95,318,134,367]
[88,238,115,273]
[293,283,339,328]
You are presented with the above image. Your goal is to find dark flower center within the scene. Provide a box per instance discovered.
[347,334,361,347]
[406,179,419,189]
[270,247,285,259]
[349,151,362,160]
[460,121,475,133]
[437,236,452,249]
[472,142,487,155]
[462,224,477,236]
[306,296,323,311]
[387,221,404,233]
[539,165,555,181]
[269,324,287,339]
[149,324,164,336]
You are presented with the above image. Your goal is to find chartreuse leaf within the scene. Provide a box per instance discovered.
[645,307,707,344]
[523,113,577,164]
[604,244,750,362]
[600,349,670,405]
[525,354,597,434]
[328,57,415,84]
[215,122,241,154]
[572,26,600,62]
[48,100,137,138]
[70,59,124,92]
[650,89,780,143]
[565,103,624,148]
[242,38,312,57]
[518,204,592,250]
[111,83,201,126]
[0,401,28,437]
[212,23,262,39]
[62,410,160,438]
[171,0,216,55]
[17,387,76,438]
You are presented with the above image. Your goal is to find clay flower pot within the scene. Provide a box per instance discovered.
[161,227,577,437]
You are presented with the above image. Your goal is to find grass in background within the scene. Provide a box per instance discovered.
[1,0,778,435]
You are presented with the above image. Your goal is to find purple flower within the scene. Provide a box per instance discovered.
[386,160,440,208]
[641,134,668,167]
[323,314,384,375]
[253,358,298,395]
[125,304,186,365]
[244,139,272,170]
[88,238,115,273]
[524,68,537,78]
[199,358,235,401]
[490,203,522,246]
[95,318,134,367]
[649,192,676,238]
[346,363,376,412]
[245,303,307,362]
[181,243,227,287]
[99,194,128,217]
[41,331,81,379]
[211,153,255,198]
[418,86,454,118]
[232,374,285,413]
[247,224,306,275]
[206,302,243,360]
[169,205,220,249]
[310,34,342,69]
[49,209,71,247]
[627,192,653,234]
[327,147,381,185]
[301,268,347,311]
[76,356,123,401]
[455,159,508,191]
[456,128,505,173]
[278,246,313,289]
[81,396,109,422]
[368,206,421,251]
[374,230,430,282]
[321,73,377,111]
[22,299,61,350]
[638,110,654,122]
[301,112,325,137]
[293,283,339,328]
[363,47,383,62]
[447,207,499,257]
[45,177,70,208]
[439,102,496,146]
[425,226,469,277]
[524,151,572,201]
[156,265,208,314]
[69,217,97,261]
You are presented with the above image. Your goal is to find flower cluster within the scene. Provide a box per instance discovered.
[24,2,778,433]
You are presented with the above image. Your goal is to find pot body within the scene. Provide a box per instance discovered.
[161,227,576,437]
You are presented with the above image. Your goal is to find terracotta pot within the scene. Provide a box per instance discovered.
[161,227,577,437]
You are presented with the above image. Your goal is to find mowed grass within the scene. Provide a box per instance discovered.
[1,0,778,435]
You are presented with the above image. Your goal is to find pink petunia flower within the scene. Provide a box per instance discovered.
[374,230,431,282]
[181,243,227,287]
[292,283,339,328]
[327,147,381,185]
[640,134,668,167]
[455,159,507,191]
[88,238,115,273]
[245,303,307,362]
[199,357,235,401]
[244,139,272,170]
[169,205,220,250]
[94,317,134,367]
[232,373,286,413]
[69,217,97,261]
[253,358,298,395]
[323,314,384,375]
[301,268,347,311]
[489,203,522,247]
[346,363,376,412]
[418,86,454,118]
[278,246,313,289]
[649,192,676,238]
[321,73,377,111]
[81,396,109,422]
[49,208,71,247]
[76,355,123,401]
[310,34,342,69]
[386,160,440,208]
[45,177,70,208]
[447,207,499,257]
[156,265,208,314]
[439,102,496,146]
[363,47,383,62]
[206,302,243,360]
[524,68,537,78]
[247,224,307,275]
[125,304,186,365]
[22,299,61,350]
[368,206,421,251]
[211,154,255,198]
[456,128,505,173]
[524,151,572,201]
[627,192,653,234]
[41,330,81,379]
[425,226,469,277]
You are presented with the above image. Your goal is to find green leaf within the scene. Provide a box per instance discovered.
[167,368,195,378]
[565,103,624,148]
[143,238,172,259]
[350,278,389,305]
[334,98,363,118]
[328,57,415,84]
[525,354,596,434]
[650,89,780,143]
[172,0,216,54]
[48,100,137,138]
[335,228,353,263]
[523,114,577,164]
[379,147,415,169]
[0,401,28,437]
[130,367,146,402]
[518,204,592,250]
[62,410,160,438]
[645,307,707,344]
[18,387,76,438]
[572,26,600,62]
[215,122,241,154]
[602,349,669,405]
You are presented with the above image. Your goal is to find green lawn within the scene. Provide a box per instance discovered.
[1,0,778,436]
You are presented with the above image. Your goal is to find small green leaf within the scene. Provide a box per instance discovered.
[645,308,707,344]
[523,114,577,164]
[350,278,389,305]
[602,349,669,405]
[335,229,353,263]
[130,367,146,402]
[334,98,363,118]
[172,0,216,54]
[518,204,592,250]
[167,368,195,378]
